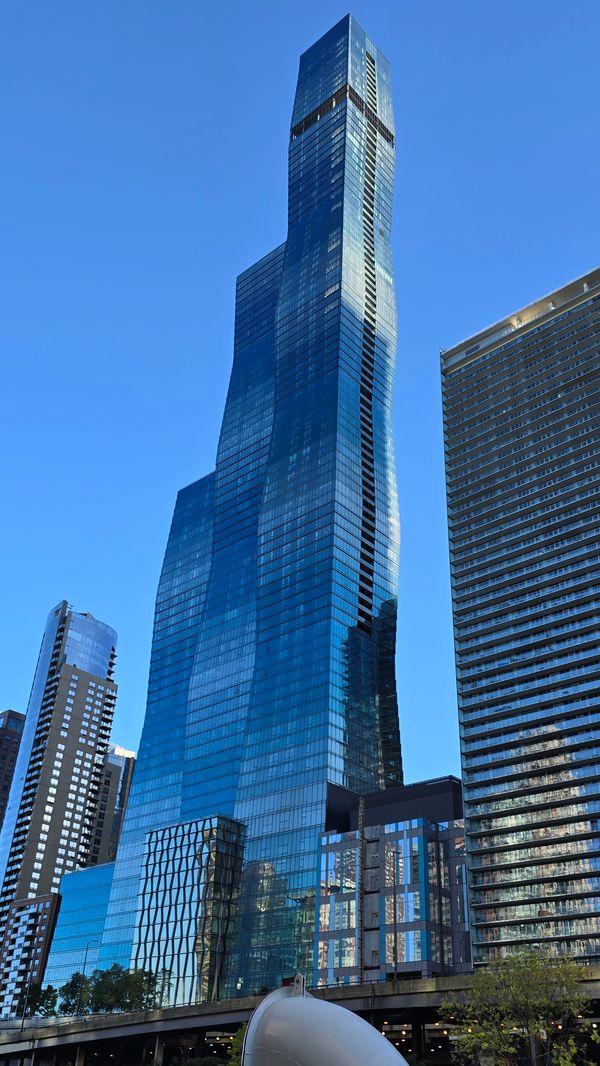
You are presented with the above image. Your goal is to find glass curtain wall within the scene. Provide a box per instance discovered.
[97,15,402,999]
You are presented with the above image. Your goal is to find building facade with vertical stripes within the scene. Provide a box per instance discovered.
[442,268,600,963]
[0,602,117,1016]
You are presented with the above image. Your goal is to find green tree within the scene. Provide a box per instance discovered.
[440,952,599,1066]
[32,984,58,1017]
[15,983,58,1018]
[229,1023,247,1065]
[88,964,127,1013]
[58,964,160,1015]
[58,971,91,1015]
[121,967,159,1011]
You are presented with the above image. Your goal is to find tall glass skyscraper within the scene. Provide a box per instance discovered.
[441,268,600,964]
[97,15,402,1000]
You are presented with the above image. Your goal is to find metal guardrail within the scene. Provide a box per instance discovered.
[1,971,600,1048]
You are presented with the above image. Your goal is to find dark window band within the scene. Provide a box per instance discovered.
[291,83,395,146]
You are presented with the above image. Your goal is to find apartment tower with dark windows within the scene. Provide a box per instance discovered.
[441,268,600,963]
[90,16,403,1002]
[0,711,25,831]
[0,601,117,1016]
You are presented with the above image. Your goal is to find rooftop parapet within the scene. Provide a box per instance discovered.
[442,266,600,373]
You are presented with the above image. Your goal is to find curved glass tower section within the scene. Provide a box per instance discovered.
[97,15,402,999]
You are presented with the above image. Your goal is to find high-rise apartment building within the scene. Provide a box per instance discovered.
[441,268,600,963]
[0,601,117,1015]
[92,16,402,1001]
[0,710,25,830]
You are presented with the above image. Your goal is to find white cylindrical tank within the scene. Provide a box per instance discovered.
[242,976,408,1065]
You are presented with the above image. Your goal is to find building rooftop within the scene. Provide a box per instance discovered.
[442,265,600,373]
[0,709,25,733]
[325,776,463,833]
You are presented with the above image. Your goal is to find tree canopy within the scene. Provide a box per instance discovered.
[17,983,58,1018]
[53,964,170,1016]
[228,1023,247,1065]
[440,952,599,1066]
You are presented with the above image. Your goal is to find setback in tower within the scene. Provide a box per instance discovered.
[59,15,403,1003]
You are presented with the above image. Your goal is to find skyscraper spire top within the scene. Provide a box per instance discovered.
[53,17,403,1003]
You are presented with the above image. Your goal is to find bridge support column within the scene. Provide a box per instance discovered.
[76,1046,86,1066]
[412,1020,425,1060]
[153,1036,164,1066]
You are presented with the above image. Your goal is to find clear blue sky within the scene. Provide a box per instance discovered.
[1,1,599,782]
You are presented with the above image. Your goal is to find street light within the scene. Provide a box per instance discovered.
[76,939,99,1015]
[19,970,34,1033]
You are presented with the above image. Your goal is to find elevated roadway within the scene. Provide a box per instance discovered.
[1,970,599,1065]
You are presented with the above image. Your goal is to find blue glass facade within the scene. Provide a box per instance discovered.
[133,816,244,1005]
[442,269,600,963]
[99,476,215,971]
[43,863,114,990]
[96,15,402,999]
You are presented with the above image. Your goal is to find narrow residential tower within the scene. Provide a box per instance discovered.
[0,602,117,1015]
[0,711,25,831]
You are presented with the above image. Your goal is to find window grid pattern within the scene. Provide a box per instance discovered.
[442,281,600,963]
[315,819,470,986]
[0,603,117,1017]
[97,15,403,1001]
